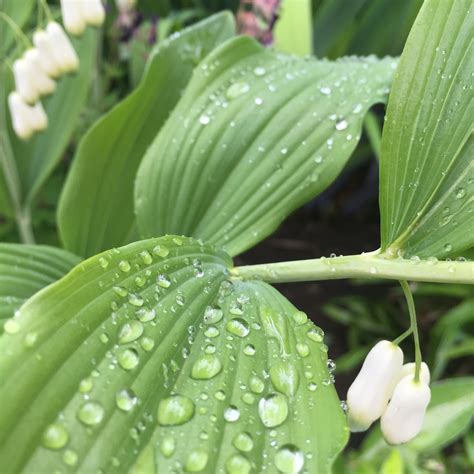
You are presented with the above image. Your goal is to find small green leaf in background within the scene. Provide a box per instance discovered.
[379,0,473,259]
[6,27,99,210]
[0,235,347,473]
[58,12,235,258]
[135,35,397,256]
[0,243,80,331]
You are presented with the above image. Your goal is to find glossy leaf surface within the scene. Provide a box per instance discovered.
[135,36,397,256]
[0,235,347,473]
[0,243,80,331]
[379,0,473,258]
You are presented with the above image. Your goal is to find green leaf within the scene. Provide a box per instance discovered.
[7,27,99,208]
[0,235,347,472]
[0,0,35,56]
[379,0,473,259]
[58,12,235,258]
[0,243,80,332]
[135,36,397,256]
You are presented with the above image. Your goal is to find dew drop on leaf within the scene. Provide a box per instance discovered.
[306,327,324,342]
[118,320,144,344]
[185,450,209,472]
[77,401,105,426]
[233,432,254,452]
[292,311,307,325]
[258,393,289,428]
[269,361,300,397]
[225,318,250,338]
[191,355,223,380]
[118,260,131,273]
[42,422,69,449]
[225,453,251,474]
[157,395,195,426]
[203,306,223,324]
[118,348,140,370]
[226,82,250,100]
[160,435,176,458]
[152,245,169,257]
[115,388,138,412]
[136,308,156,323]
[4,318,20,334]
[224,405,240,422]
[62,449,78,466]
[275,444,305,473]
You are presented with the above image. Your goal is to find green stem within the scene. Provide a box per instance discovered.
[392,327,413,345]
[231,251,474,285]
[37,0,54,24]
[399,280,421,382]
[0,12,31,49]
[363,110,382,160]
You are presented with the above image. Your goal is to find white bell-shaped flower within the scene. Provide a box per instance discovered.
[82,0,105,27]
[399,362,430,385]
[346,340,403,432]
[24,49,56,96]
[381,375,431,445]
[8,92,34,139]
[46,22,80,73]
[33,30,63,78]
[60,0,86,36]
[13,58,39,104]
[30,101,48,132]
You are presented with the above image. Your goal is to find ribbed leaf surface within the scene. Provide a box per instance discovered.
[0,236,347,473]
[379,0,473,258]
[135,36,397,256]
[0,243,80,331]
[58,13,235,257]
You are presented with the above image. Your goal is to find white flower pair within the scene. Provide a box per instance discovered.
[60,0,105,36]
[346,340,431,445]
[8,22,79,140]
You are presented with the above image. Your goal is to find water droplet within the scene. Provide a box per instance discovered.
[185,450,208,472]
[254,97,263,106]
[4,318,20,334]
[258,393,288,427]
[292,311,307,326]
[115,388,138,412]
[24,332,37,347]
[157,395,194,426]
[335,119,348,131]
[225,454,251,474]
[226,318,250,338]
[308,382,317,391]
[77,401,104,426]
[140,336,155,351]
[226,82,250,100]
[296,343,309,357]
[233,432,254,452]
[118,348,140,370]
[455,188,466,199]
[254,66,266,76]
[63,449,78,466]
[269,361,300,397]
[243,344,256,356]
[118,320,144,344]
[275,444,305,473]
[98,257,109,269]
[118,260,131,272]
[320,86,331,95]
[157,274,171,288]
[307,327,324,343]
[224,405,240,422]
[203,306,223,324]
[136,308,156,323]
[444,243,453,252]
[191,355,223,380]
[153,245,169,257]
[199,114,211,125]
[249,375,265,394]
[280,147,288,155]
[160,435,175,458]
[113,285,128,297]
[139,250,153,265]
[215,389,226,401]
[128,293,144,307]
[42,423,69,449]
[79,377,93,393]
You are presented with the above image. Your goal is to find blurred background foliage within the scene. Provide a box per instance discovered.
[1,1,471,472]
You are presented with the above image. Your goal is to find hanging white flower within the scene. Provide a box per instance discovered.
[13,58,39,105]
[46,22,80,74]
[24,49,56,96]
[346,340,403,432]
[81,0,106,27]
[33,30,63,78]
[60,0,86,36]
[29,101,49,132]
[399,362,430,385]
[381,375,431,445]
[8,92,34,140]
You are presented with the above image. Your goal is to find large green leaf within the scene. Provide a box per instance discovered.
[58,13,235,258]
[0,0,35,56]
[0,235,347,472]
[379,0,473,259]
[0,243,80,331]
[5,27,99,208]
[135,36,396,256]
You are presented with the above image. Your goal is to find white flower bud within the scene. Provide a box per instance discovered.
[347,340,403,432]
[8,92,34,140]
[381,375,431,445]
[13,58,39,104]
[24,49,57,96]
[46,22,80,73]
[33,30,63,78]
[30,101,48,132]
[82,0,105,27]
[60,0,86,36]
[115,0,137,12]
[399,362,430,385]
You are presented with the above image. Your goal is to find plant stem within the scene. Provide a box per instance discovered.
[231,251,474,285]
[399,280,421,382]
[363,111,382,160]
[392,327,413,345]
[0,12,31,49]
